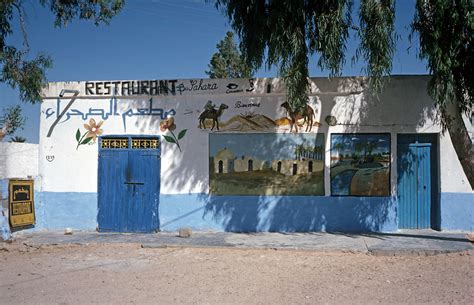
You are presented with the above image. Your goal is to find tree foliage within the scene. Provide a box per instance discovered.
[0,105,25,141]
[215,0,472,115]
[412,0,473,187]
[412,0,473,119]
[0,0,124,104]
[216,0,473,187]
[9,135,26,142]
[215,0,397,109]
[206,31,253,79]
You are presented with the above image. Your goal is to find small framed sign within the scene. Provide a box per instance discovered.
[9,179,35,227]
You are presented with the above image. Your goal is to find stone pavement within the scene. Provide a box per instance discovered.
[5,229,473,256]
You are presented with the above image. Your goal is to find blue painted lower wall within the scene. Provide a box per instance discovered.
[440,192,473,231]
[26,191,473,232]
[33,192,397,232]
[35,192,98,230]
[160,195,398,232]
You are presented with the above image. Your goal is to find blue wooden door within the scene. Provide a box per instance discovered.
[98,137,160,233]
[397,143,431,229]
[97,149,129,231]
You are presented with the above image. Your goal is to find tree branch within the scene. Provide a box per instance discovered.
[11,1,29,53]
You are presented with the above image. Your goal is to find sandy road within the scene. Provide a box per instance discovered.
[0,243,472,304]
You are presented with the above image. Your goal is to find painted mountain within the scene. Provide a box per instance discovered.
[222,114,276,131]
[200,113,321,131]
[201,114,277,131]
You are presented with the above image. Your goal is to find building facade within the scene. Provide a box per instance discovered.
[35,76,473,232]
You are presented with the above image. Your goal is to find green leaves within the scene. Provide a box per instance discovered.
[357,0,396,93]
[163,135,176,144]
[206,31,253,78]
[177,129,187,140]
[81,136,93,145]
[0,105,25,136]
[162,127,186,152]
[1,47,52,104]
[75,128,94,150]
[411,0,474,187]
[216,0,398,109]
[39,0,125,27]
[413,0,473,118]
[1,1,123,104]
[216,0,354,111]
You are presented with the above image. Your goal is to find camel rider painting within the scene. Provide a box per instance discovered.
[204,100,216,112]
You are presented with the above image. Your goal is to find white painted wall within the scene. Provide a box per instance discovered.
[39,76,472,195]
[0,142,39,179]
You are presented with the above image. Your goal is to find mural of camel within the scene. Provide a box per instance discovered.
[280,102,315,132]
[198,103,229,131]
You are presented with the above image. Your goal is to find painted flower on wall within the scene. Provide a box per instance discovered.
[75,118,104,150]
[83,118,104,141]
[160,116,176,132]
[160,116,186,152]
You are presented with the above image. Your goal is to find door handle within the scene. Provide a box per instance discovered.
[124,182,144,185]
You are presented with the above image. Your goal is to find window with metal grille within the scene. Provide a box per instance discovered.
[101,138,129,149]
[131,138,160,149]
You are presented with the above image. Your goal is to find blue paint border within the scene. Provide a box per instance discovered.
[27,191,473,232]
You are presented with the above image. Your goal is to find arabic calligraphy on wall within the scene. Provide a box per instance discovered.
[45,98,176,131]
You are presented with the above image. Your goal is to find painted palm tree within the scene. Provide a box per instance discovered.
[302,144,308,159]
[354,142,365,159]
[294,144,305,160]
[334,142,344,161]
[300,145,312,159]
[366,141,377,156]
[314,145,323,160]
[365,141,377,162]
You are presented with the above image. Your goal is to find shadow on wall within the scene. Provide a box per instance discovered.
[142,77,436,232]
[200,195,396,232]
[339,76,440,230]
[328,75,438,134]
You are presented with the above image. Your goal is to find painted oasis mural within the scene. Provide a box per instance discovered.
[209,133,325,195]
[330,134,391,196]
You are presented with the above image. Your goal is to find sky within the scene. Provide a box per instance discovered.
[331,134,391,157]
[0,0,427,144]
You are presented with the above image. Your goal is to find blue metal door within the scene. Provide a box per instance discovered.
[98,137,160,232]
[397,142,431,229]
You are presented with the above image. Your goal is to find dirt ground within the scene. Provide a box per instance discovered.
[0,243,472,304]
